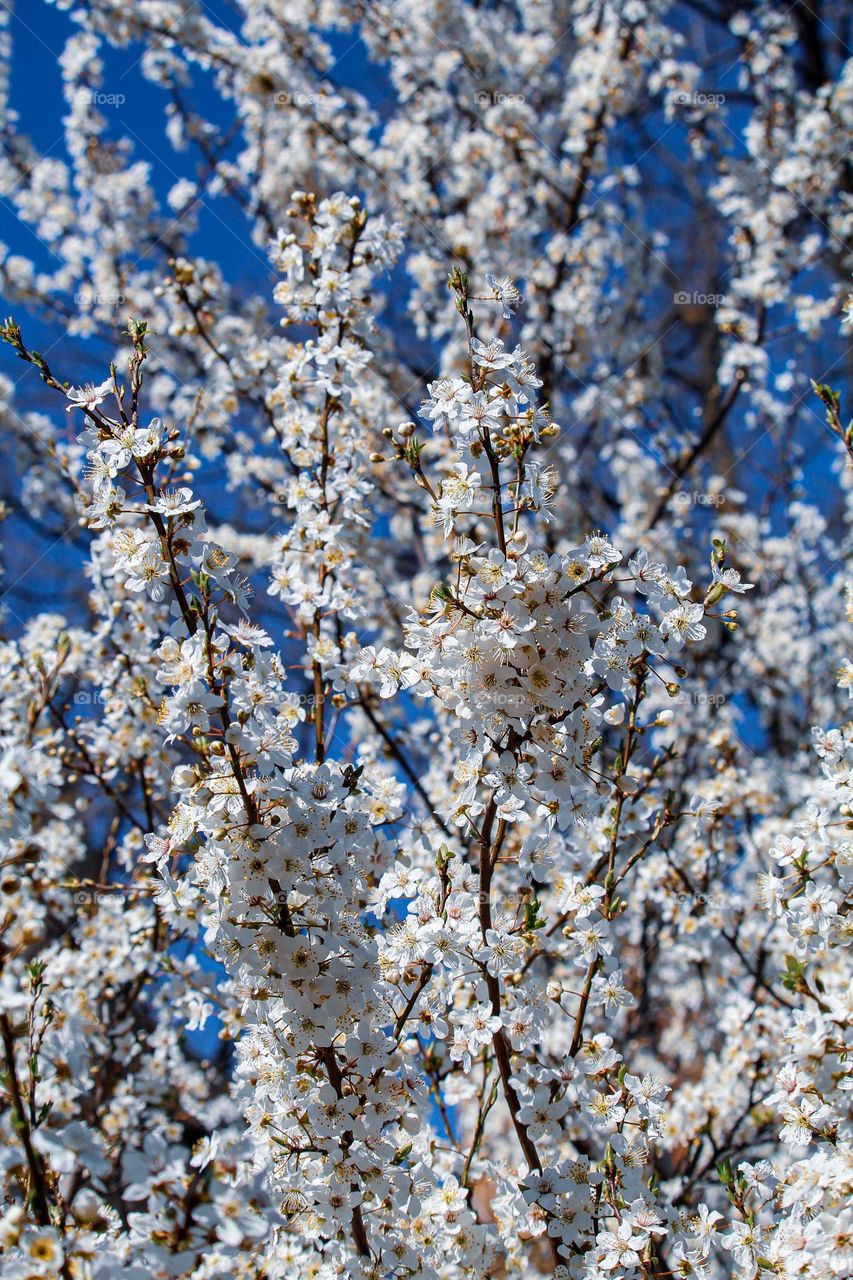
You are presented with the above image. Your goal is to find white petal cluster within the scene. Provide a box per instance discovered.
[0,2,850,1277]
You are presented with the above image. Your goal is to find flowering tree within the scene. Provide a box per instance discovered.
[0,2,851,1278]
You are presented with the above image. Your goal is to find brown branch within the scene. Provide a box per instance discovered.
[0,1013,52,1226]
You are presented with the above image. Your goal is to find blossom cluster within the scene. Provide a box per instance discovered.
[0,205,817,1280]
[0,2,851,1278]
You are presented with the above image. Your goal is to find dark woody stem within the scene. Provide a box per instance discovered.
[0,1013,52,1226]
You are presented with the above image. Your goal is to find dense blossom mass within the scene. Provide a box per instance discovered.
[0,2,851,1278]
